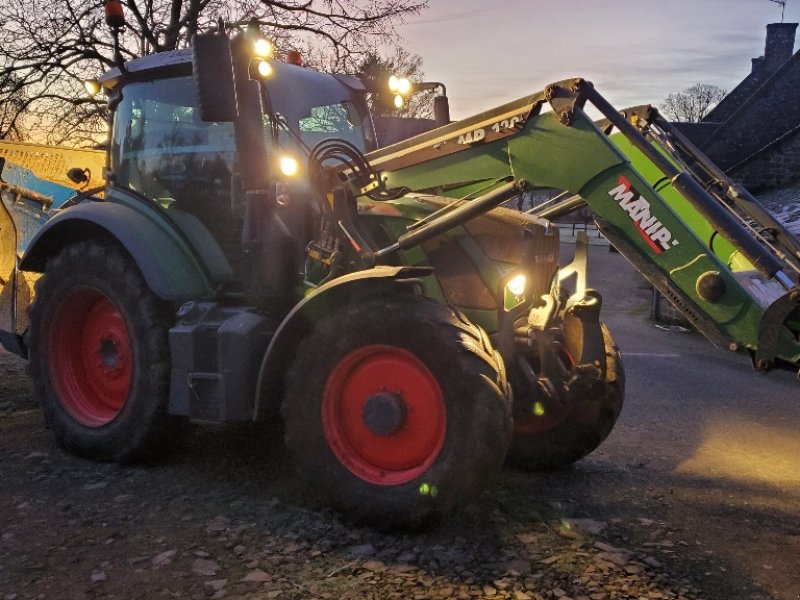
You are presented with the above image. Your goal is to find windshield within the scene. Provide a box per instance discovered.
[262,64,375,154]
[110,76,236,208]
[108,66,375,201]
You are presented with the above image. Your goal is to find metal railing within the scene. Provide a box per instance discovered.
[556,221,608,243]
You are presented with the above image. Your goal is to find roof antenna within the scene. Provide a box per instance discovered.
[768,0,788,23]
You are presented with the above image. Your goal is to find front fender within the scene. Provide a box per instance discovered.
[19,202,216,301]
[254,265,432,421]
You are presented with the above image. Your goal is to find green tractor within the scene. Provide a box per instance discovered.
[0,18,797,527]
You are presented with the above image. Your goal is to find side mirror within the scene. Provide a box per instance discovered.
[192,33,238,122]
[66,167,90,186]
[434,95,451,127]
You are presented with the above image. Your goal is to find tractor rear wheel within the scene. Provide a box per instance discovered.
[282,294,512,528]
[28,240,178,462]
[507,324,624,470]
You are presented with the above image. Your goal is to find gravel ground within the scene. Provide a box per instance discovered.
[1,374,708,600]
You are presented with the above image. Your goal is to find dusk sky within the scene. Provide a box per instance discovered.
[393,0,800,118]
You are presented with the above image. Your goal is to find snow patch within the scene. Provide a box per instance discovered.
[758,184,800,237]
[771,202,800,236]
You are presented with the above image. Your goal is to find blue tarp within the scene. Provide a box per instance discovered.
[0,160,78,252]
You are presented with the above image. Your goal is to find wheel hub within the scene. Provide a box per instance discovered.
[322,344,447,485]
[361,391,407,436]
[98,337,122,371]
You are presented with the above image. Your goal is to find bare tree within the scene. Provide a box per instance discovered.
[661,83,727,123]
[0,0,426,144]
[0,73,27,141]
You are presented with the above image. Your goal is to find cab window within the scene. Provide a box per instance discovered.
[110,76,237,215]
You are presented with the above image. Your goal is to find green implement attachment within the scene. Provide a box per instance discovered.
[363,79,800,372]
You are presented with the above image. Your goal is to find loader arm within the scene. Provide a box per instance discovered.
[364,78,800,371]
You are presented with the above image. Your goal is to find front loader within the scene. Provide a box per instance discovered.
[364,80,800,374]
[0,15,798,527]
[325,79,800,471]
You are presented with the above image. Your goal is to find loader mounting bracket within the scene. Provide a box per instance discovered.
[545,79,585,126]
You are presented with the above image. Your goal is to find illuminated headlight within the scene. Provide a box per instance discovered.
[254,38,273,58]
[396,77,411,95]
[279,156,299,177]
[84,79,101,96]
[388,75,411,95]
[257,60,273,78]
[506,274,527,297]
[393,94,404,109]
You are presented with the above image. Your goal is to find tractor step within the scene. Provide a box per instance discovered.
[168,302,275,422]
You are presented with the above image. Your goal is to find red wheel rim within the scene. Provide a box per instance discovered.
[322,345,446,486]
[48,288,133,427]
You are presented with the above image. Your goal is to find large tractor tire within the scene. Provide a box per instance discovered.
[507,324,624,470]
[28,240,178,463]
[282,294,512,528]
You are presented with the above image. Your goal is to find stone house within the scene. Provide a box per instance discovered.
[677,23,800,191]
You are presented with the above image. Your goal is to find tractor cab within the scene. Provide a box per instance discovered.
[98,43,378,301]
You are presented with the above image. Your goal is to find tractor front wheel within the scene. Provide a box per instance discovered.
[507,324,624,470]
[28,240,178,462]
[283,294,512,528]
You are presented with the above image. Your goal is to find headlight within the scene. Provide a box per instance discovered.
[395,77,411,95]
[254,38,273,58]
[84,79,101,96]
[388,75,411,95]
[506,274,527,297]
[257,60,273,78]
[279,156,299,177]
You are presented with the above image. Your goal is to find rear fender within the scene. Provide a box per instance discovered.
[19,202,216,301]
[253,266,432,421]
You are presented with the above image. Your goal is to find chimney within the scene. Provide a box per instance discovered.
[764,22,797,67]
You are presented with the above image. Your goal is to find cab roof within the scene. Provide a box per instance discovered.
[99,49,194,90]
[98,47,366,94]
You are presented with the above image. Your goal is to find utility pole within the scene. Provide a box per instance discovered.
[768,0,788,23]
